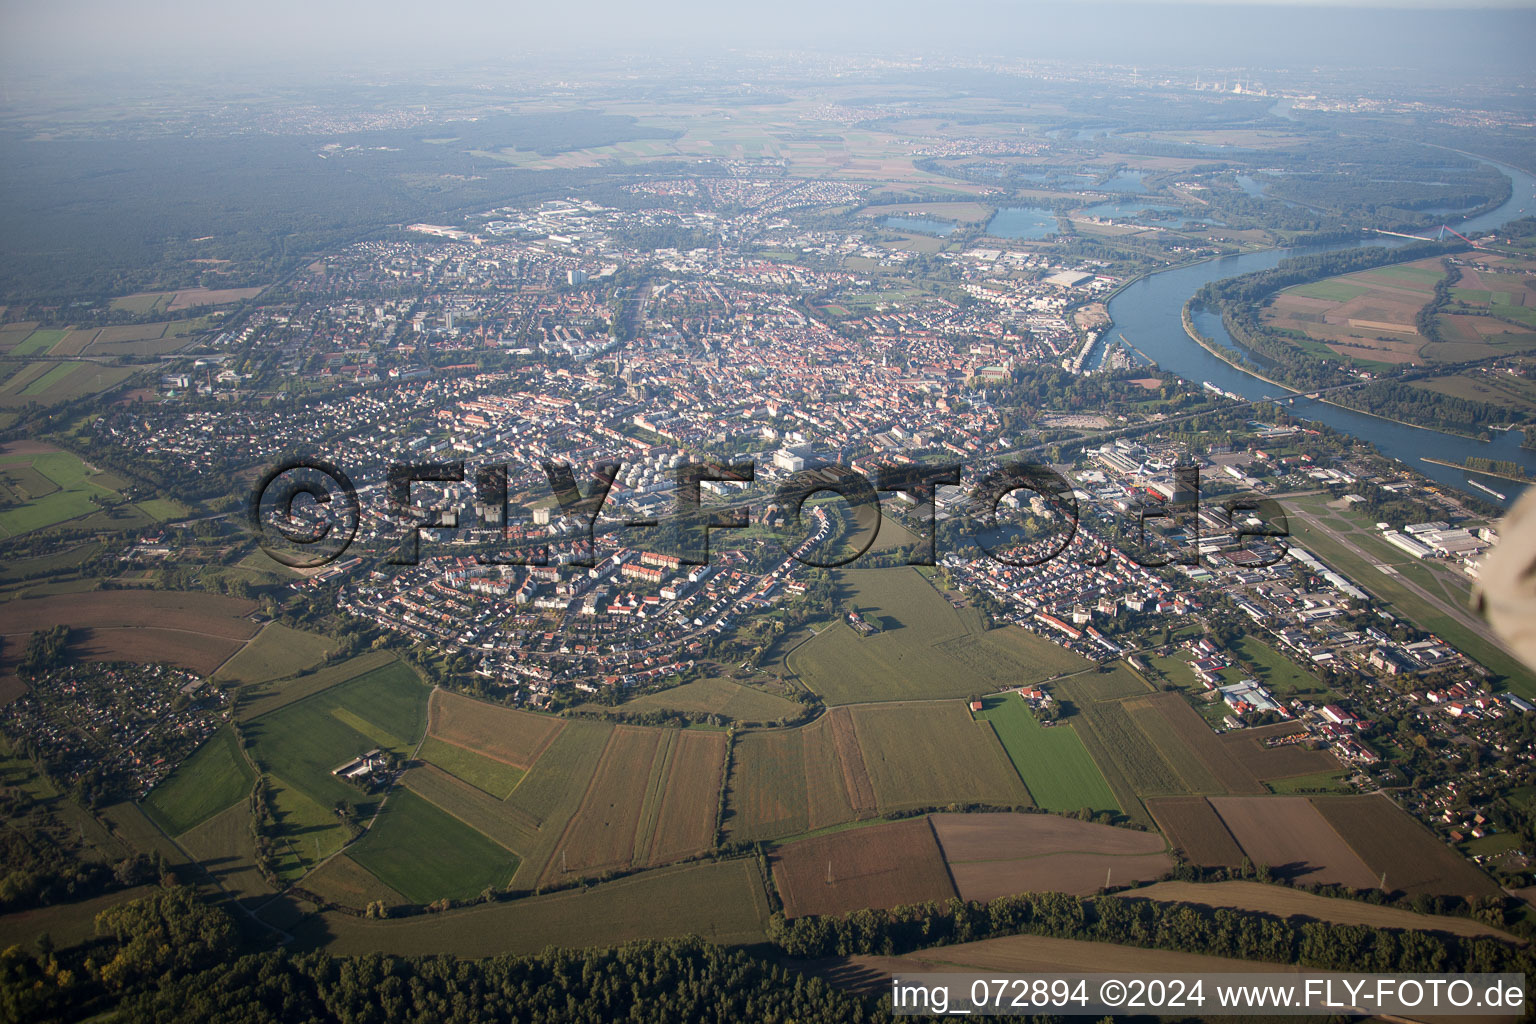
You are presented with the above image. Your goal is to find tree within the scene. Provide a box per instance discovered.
[94,887,235,991]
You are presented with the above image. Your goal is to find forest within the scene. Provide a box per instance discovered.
[0,113,675,302]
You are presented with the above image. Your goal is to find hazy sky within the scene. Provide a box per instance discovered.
[3,0,1534,76]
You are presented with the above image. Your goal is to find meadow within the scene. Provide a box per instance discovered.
[788,567,1088,705]
[347,788,519,904]
[0,446,125,537]
[212,623,337,686]
[242,661,429,878]
[141,726,253,837]
[418,735,525,798]
[609,676,803,723]
[975,695,1118,814]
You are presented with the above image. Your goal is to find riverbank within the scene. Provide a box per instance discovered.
[1421,457,1535,485]
[1179,298,1500,443]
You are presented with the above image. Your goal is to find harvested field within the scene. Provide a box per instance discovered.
[72,627,244,676]
[540,726,656,883]
[819,933,1301,997]
[1263,257,1447,365]
[1123,881,1518,941]
[303,854,409,911]
[724,728,808,841]
[799,721,858,831]
[429,689,564,770]
[0,590,256,638]
[1068,696,1187,797]
[1123,695,1226,794]
[772,818,955,919]
[93,323,169,344]
[931,812,1166,861]
[852,701,1030,812]
[947,851,1171,901]
[643,729,727,866]
[1310,794,1499,897]
[1146,796,1246,867]
[723,710,876,841]
[1209,796,1377,889]
[1137,693,1259,794]
[316,859,771,956]
[501,717,613,883]
[821,707,876,818]
[931,812,1170,901]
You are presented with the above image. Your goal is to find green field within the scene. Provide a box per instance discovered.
[347,788,519,904]
[21,362,86,395]
[214,623,337,686]
[614,676,803,723]
[1265,770,1351,794]
[419,735,525,799]
[789,567,1088,705]
[1147,652,1199,689]
[235,650,399,720]
[1234,635,1331,696]
[0,542,100,591]
[1063,665,1151,703]
[853,701,1031,811]
[1290,280,1370,302]
[243,661,429,878]
[136,498,189,521]
[0,448,123,537]
[12,329,68,356]
[976,695,1119,815]
[141,726,255,836]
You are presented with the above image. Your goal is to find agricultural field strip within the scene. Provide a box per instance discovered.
[643,731,727,866]
[401,763,536,854]
[529,726,631,884]
[630,729,679,863]
[828,708,877,812]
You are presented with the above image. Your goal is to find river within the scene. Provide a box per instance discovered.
[1091,155,1536,507]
